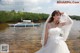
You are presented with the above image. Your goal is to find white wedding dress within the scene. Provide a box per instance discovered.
[35,27,70,53]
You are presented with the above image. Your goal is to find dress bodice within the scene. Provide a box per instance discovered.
[49,27,61,35]
[48,27,63,40]
[47,22,64,41]
[48,27,62,38]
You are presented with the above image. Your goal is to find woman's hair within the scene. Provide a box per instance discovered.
[48,10,61,24]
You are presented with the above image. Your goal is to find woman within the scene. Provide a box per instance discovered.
[35,10,73,53]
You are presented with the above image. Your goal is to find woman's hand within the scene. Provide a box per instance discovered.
[61,12,64,15]
[58,22,66,27]
[60,22,66,26]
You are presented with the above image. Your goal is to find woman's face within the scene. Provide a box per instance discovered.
[53,14,61,21]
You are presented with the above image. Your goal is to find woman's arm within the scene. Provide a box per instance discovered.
[44,23,50,46]
[64,15,73,25]
[59,13,73,26]
[58,12,74,41]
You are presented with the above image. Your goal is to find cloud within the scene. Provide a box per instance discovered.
[31,7,42,11]
[0,0,80,15]
[24,0,51,3]
[29,7,43,13]
[0,0,14,5]
[0,0,52,12]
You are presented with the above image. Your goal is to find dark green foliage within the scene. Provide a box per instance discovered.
[69,15,80,20]
[0,10,49,23]
[0,10,80,23]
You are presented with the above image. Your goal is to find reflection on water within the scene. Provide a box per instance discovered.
[69,20,80,39]
[1,20,80,41]
[0,25,42,53]
[0,27,41,42]
[0,20,80,53]
[0,20,80,43]
[0,23,9,31]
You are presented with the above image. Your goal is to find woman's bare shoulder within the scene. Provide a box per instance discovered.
[47,22,51,25]
[46,22,51,28]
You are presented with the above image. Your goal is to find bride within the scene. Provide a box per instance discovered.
[35,10,73,53]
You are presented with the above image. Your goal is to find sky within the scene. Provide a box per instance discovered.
[0,0,80,15]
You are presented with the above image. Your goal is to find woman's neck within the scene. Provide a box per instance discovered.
[53,20,59,25]
[51,22,58,28]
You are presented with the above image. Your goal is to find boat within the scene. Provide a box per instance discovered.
[8,20,40,27]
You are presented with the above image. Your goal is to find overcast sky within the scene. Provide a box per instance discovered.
[0,0,80,15]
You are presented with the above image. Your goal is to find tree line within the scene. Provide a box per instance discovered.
[0,10,49,23]
[0,10,80,23]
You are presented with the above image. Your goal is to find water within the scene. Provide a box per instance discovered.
[69,20,80,39]
[0,20,80,53]
[0,20,80,41]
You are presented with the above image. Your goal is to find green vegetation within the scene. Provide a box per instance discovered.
[70,15,80,20]
[0,10,49,23]
[0,10,80,23]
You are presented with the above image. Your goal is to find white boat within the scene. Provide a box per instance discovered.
[8,20,40,27]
